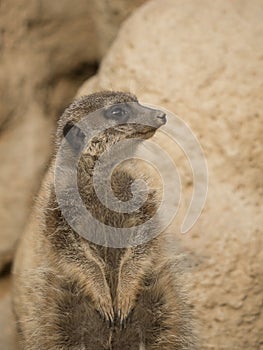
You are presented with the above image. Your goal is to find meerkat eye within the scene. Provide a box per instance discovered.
[105,105,129,122]
[111,107,126,117]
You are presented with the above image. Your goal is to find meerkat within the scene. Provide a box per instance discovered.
[12,91,196,350]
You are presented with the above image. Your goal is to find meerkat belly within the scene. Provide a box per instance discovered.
[54,277,146,350]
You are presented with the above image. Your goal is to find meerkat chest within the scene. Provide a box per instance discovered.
[100,247,125,292]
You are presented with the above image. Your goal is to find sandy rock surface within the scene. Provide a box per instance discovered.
[77,0,263,348]
[0,276,17,350]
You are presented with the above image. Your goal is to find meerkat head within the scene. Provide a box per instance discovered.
[58,91,166,157]
[54,91,166,243]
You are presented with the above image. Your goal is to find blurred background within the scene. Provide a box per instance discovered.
[0,0,262,349]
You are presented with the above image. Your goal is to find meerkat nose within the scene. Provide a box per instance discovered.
[156,112,167,124]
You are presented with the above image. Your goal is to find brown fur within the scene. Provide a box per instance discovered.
[12,91,196,349]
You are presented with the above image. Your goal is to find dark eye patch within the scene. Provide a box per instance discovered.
[104,104,130,122]
[111,107,126,118]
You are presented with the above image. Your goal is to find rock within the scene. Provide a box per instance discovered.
[0,276,17,350]
[77,0,263,348]
[0,0,147,272]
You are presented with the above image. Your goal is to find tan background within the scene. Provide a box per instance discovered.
[0,0,262,349]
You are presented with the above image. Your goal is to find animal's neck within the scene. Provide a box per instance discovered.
[82,142,139,181]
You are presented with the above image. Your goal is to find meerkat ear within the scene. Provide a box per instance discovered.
[62,121,86,153]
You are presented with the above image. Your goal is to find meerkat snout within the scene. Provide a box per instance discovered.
[156,112,167,124]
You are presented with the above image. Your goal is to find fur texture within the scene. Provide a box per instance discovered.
[12,91,196,349]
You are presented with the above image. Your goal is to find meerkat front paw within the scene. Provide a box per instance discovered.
[94,291,114,327]
[115,288,136,329]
